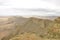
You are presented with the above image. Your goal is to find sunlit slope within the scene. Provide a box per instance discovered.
[0,17,17,40]
[0,16,60,40]
[47,17,60,38]
[9,33,42,40]
[18,17,54,36]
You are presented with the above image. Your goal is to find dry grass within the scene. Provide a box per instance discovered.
[9,33,42,40]
[9,32,60,40]
[0,17,60,40]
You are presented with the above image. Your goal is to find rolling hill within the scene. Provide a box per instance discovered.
[0,16,60,40]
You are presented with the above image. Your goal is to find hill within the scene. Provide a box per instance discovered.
[0,16,60,40]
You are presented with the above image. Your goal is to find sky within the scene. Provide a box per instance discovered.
[0,0,60,16]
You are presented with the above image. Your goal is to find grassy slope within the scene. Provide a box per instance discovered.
[1,17,60,40]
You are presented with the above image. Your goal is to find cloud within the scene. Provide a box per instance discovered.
[0,8,59,16]
[0,0,59,10]
[0,0,60,16]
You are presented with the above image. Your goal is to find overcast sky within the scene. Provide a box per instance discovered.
[0,0,60,16]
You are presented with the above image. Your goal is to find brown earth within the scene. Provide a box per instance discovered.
[0,16,60,40]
